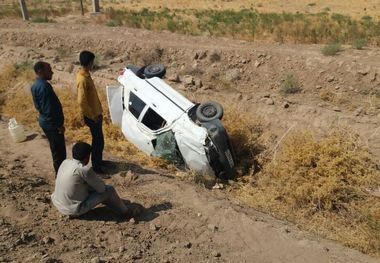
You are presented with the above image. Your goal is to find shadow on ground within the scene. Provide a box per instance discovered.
[77,201,173,222]
[24,133,38,142]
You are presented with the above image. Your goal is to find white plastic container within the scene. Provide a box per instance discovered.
[8,118,27,143]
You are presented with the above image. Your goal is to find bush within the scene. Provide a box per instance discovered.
[106,19,122,27]
[281,74,301,94]
[239,130,380,255]
[209,52,221,63]
[267,131,378,211]
[321,42,341,56]
[15,61,33,74]
[352,38,367,50]
[31,16,50,23]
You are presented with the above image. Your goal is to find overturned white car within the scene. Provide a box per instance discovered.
[106,64,236,180]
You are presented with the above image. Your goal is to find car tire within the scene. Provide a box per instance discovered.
[196,101,224,122]
[144,64,166,78]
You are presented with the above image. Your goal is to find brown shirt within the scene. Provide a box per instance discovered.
[76,68,103,120]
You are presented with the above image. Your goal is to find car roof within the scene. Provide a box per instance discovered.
[118,69,195,123]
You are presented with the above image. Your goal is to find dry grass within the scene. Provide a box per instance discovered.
[319,89,350,106]
[221,104,264,176]
[100,0,380,20]
[1,1,380,46]
[1,0,379,19]
[130,45,164,65]
[236,130,380,255]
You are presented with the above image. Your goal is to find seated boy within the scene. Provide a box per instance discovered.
[51,142,138,218]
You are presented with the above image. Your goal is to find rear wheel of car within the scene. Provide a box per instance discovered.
[196,101,224,122]
[144,64,166,78]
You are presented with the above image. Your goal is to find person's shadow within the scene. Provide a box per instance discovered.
[75,160,173,222]
[78,201,173,223]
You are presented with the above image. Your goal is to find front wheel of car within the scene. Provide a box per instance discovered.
[144,64,166,78]
[196,101,224,122]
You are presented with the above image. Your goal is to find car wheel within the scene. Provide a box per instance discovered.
[196,101,224,122]
[144,64,166,78]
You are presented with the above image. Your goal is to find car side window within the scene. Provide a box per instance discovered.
[142,108,167,131]
[128,92,146,119]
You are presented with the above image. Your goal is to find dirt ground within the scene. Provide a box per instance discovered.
[0,119,378,263]
[0,17,380,262]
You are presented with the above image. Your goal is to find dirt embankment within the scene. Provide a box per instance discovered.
[0,18,379,161]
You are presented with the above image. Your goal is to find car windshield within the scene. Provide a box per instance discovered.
[128,92,146,119]
[142,108,167,131]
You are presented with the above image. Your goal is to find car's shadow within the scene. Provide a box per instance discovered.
[77,200,173,222]
[102,160,158,176]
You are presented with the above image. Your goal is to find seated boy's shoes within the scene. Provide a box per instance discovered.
[125,203,144,219]
[100,174,111,179]
[101,160,111,167]
[93,166,106,174]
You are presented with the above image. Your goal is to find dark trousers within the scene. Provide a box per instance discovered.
[43,128,66,175]
[84,116,104,170]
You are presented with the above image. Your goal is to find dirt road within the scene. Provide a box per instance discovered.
[0,120,378,262]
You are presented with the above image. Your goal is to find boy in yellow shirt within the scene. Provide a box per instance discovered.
[76,50,105,174]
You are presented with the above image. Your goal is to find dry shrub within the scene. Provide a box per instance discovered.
[1,90,37,129]
[237,130,380,255]
[0,64,35,122]
[0,65,16,95]
[319,89,349,106]
[222,104,264,176]
[131,45,164,65]
[0,63,34,95]
[321,42,341,56]
[281,73,301,94]
[209,52,221,63]
[266,130,378,211]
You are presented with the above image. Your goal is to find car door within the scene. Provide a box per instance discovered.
[106,85,123,126]
[121,91,156,154]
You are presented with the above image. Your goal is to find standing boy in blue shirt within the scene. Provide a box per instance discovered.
[31,61,66,175]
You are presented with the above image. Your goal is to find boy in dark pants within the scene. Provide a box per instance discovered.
[31,61,66,175]
[76,51,105,174]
